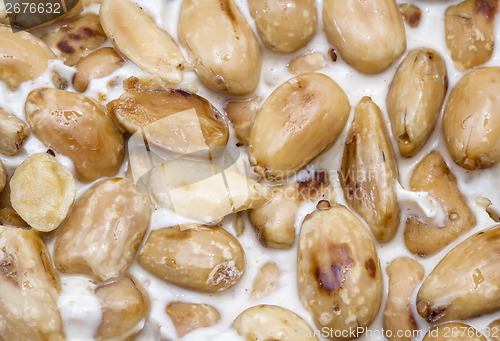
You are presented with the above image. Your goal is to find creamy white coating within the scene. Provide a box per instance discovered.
[1,0,500,340]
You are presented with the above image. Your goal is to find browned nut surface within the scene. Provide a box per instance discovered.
[224,97,260,145]
[138,225,245,292]
[443,67,500,170]
[250,261,280,300]
[323,0,406,73]
[297,204,383,340]
[387,48,448,157]
[423,323,487,341]
[249,73,350,180]
[73,47,124,92]
[417,225,500,323]
[178,0,261,95]
[445,0,498,71]
[54,178,152,282]
[288,52,327,74]
[0,108,29,156]
[25,88,125,182]
[399,3,422,28]
[404,152,476,256]
[166,302,220,338]
[383,257,425,341]
[0,225,64,340]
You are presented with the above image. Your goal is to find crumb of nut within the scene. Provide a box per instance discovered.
[328,48,337,62]
[316,200,331,210]
[107,77,120,88]
[288,52,327,74]
[98,93,106,102]
[51,70,68,90]
[399,3,422,28]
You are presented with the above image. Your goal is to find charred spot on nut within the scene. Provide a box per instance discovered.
[316,200,331,210]
[364,258,376,278]
[475,0,499,19]
[57,41,75,54]
[298,171,329,200]
[328,48,337,62]
[0,252,18,285]
[314,243,353,294]
[399,3,422,28]
[46,149,56,156]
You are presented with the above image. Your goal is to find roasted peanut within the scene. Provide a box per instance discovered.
[249,170,329,248]
[323,0,406,73]
[297,204,383,340]
[54,178,152,282]
[0,108,29,156]
[147,158,270,224]
[423,323,486,341]
[73,47,124,92]
[249,73,350,180]
[10,153,76,233]
[224,97,260,145]
[443,67,500,170]
[233,305,318,341]
[42,13,107,66]
[417,225,500,322]
[0,26,54,90]
[95,275,150,341]
[383,258,425,341]
[250,261,280,300]
[100,0,187,85]
[0,226,64,340]
[248,0,317,53]
[25,88,124,182]
[445,0,498,71]
[387,48,448,157]
[138,225,245,292]
[399,3,422,28]
[404,152,476,256]
[166,302,220,338]
[288,52,327,74]
[178,0,261,95]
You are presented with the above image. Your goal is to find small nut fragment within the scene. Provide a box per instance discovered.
[404,152,476,256]
[224,97,260,145]
[0,108,29,156]
[250,261,280,300]
[399,3,422,28]
[122,76,169,92]
[73,47,124,92]
[54,178,152,282]
[50,70,69,90]
[139,225,245,292]
[423,323,487,341]
[233,305,318,341]
[232,212,245,236]
[383,258,425,341]
[445,0,498,71]
[288,52,327,74]
[95,275,150,341]
[166,302,220,338]
[10,153,76,233]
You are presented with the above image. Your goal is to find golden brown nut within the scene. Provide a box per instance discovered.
[95,275,150,341]
[250,261,280,300]
[0,108,29,156]
[404,152,476,256]
[443,67,500,170]
[248,0,317,53]
[0,226,64,340]
[399,3,422,28]
[288,52,327,74]
[54,178,152,282]
[417,225,500,322]
[166,302,220,338]
[178,0,261,95]
[323,0,406,73]
[25,88,124,182]
[387,48,448,157]
[73,47,124,92]
[297,204,383,340]
[445,0,498,71]
[224,97,260,145]
[423,323,487,341]
[249,73,350,180]
[340,97,399,242]
[383,257,425,341]
[138,225,245,292]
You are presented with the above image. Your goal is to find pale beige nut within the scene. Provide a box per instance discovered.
[249,170,329,249]
[297,204,383,340]
[138,225,245,292]
[487,319,500,341]
[147,158,270,224]
[423,323,487,341]
[249,73,350,180]
[404,152,476,256]
[387,48,448,157]
[417,225,500,322]
[248,0,317,53]
[42,13,107,67]
[232,212,245,237]
[25,88,125,182]
[95,275,150,341]
[0,226,64,340]
[166,302,221,338]
[250,261,280,300]
[73,47,124,92]
[443,67,500,170]
[233,305,318,341]
[0,108,29,156]
[445,0,498,71]
[178,0,261,95]
[288,52,327,74]
[383,257,425,341]
[0,26,54,90]
[323,0,406,74]
[399,3,422,28]
[10,153,76,233]
[54,178,152,282]
[340,97,399,242]
[224,97,260,145]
